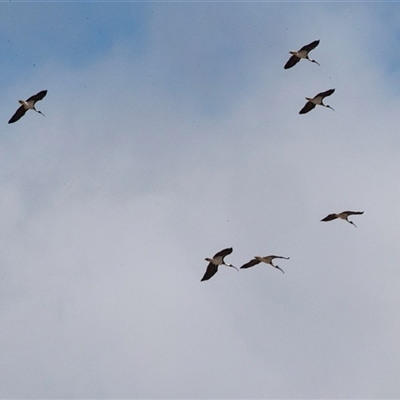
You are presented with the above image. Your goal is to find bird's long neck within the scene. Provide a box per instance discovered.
[347,220,357,228]
[36,109,45,117]
[225,263,239,271]
[309,58,320,66]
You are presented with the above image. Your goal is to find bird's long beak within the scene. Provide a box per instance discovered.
[349,221,357,228]
[228,264,239,272]
[37,110,46,117]
[311,59,320,66]
[326,105,335,111]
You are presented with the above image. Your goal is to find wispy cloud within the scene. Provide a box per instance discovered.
[1,3,400,398]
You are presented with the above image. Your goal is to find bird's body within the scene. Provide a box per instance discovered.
[299,89,335,114]
[8,90,47,124]
[201,247,238,281]
[284,40,320,69]
[240,255,290,274]
[321,211,364,227]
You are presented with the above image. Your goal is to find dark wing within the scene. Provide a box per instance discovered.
[8,105,27,124]
[240,259,261,269]
[341,211,364,216]
[27,90,47,103]
[299,40,320,52]
[270,255,290,260]
[213,247,233,258]
[299,101,316,114]
[316,89,335,99]
[321,214,338,222]
[284,55,300,69]
[201,263,218,281]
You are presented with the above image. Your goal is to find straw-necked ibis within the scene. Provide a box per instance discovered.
[240,255,290,274]
[299,89,335,114]
[321,211,364,227]
[8,90,47,124]
[201,247,238,281]
[284,40,320,69]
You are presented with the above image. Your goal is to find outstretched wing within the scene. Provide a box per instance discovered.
[300,40,320,53]
[27,90,47,103]
[299,101,315,114]
[284,55,300,69]
[316,88,335,99]
[269,255,290,260]
[8,105,27,124]
[201,263,218,282]
[321,213,338,222]
[213,247,233,259]
[240,259,261,269]
[342,211,364,216]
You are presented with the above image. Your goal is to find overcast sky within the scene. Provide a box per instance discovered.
[1,2,400,398]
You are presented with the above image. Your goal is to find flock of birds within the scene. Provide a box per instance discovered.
[201,40,364,282]
[5,41,364,283]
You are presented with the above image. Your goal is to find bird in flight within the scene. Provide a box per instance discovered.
[299,89,335,114]
[240,255,290,274]
[8,90,47,124]
[201,247,238,281]
[284,40,320,69]
[321,211,364,227]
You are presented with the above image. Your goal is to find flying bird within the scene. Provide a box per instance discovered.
[321,211,364,227]
[8,90,47,124]
[240,255,290,274]
[299,89,335,114]
[284,40,320,69]
[201,247,238,282]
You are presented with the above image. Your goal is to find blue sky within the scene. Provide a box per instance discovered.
[0,3,149,70]
[1,2,400,398]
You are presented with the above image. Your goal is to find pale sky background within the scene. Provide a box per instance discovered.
[1,2,400,399]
